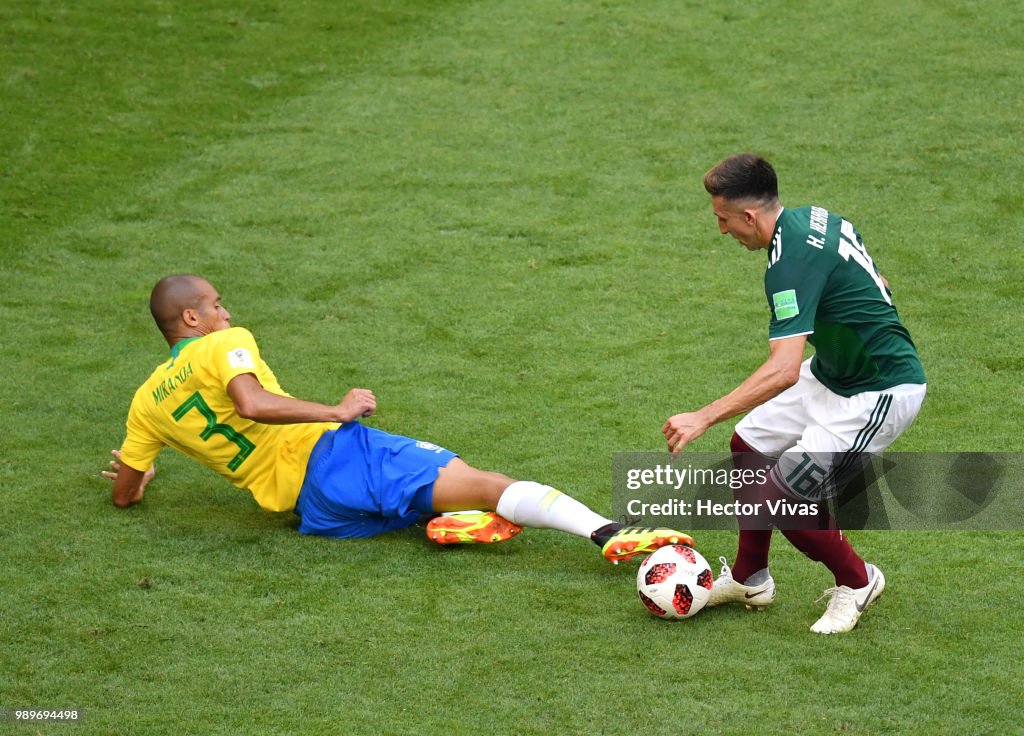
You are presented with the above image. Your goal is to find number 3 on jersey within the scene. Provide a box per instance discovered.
[172,391,255,471]
[837,219,891,305]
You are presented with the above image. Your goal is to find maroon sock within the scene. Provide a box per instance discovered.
[781,528,868,588]
[732,529,773,583]
[729,433,773,582]
[732,432,868,589]
[755,452,868,588]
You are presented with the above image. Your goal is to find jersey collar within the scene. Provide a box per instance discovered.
[168,336,202,367]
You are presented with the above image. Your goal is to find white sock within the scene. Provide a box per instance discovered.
[496,481,611,539]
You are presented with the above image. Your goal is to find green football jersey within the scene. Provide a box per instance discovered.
[765,206,925,396]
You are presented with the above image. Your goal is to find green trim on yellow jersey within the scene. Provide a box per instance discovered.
[170,335,202,359]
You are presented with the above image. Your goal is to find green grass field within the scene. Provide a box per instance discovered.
[2,1,1023,733]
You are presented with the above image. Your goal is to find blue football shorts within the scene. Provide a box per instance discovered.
[294,422,458,538]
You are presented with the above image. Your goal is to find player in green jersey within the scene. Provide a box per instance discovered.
[662,153,926,633]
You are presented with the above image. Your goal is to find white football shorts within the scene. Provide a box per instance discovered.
[735,359,926,501]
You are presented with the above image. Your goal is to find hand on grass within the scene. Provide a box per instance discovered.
[102,449,156,493]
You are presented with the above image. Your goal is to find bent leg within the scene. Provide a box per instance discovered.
[430,458,693,561]
[432,459,611,539]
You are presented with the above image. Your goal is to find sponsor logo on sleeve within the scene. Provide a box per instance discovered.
[772,289,799,320]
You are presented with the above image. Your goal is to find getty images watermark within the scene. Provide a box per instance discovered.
[612,452,1023,531]
[623,462,820,522]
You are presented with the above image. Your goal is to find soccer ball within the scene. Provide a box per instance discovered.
[636,544,714,620]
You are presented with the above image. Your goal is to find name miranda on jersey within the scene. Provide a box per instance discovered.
[152,362,194,405]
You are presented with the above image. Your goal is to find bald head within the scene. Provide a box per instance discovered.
[150,275,231,343]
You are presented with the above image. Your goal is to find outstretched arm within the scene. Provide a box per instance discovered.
[662,334,807,456]
[226,373,377,424]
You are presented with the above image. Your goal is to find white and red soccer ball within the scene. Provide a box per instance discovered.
[637,545,714,619]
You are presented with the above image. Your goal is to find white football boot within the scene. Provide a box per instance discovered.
[706,557,777,611]
[810,563,886,634]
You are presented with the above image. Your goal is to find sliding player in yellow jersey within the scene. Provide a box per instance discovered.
[105,274,692,562]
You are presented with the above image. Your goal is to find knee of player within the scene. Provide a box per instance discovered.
[463,471,509,510]
[485,472,516,503]
[441,460,514,509]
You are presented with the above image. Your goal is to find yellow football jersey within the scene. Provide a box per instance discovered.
[119,327,338,512]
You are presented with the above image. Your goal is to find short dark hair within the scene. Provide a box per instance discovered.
[703,153,778,204]
[149,274,206,337]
